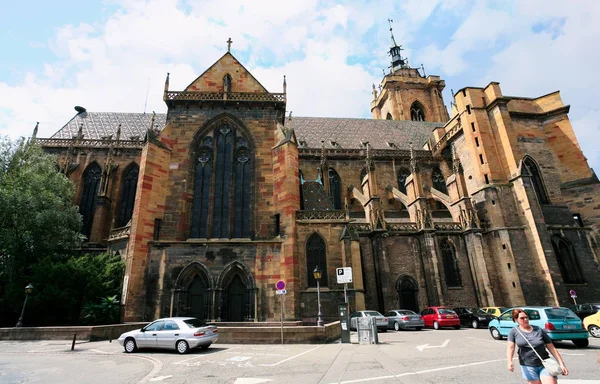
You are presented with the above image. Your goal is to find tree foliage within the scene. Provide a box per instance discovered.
[0,136,124,326]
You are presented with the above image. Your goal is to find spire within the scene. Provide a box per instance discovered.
[164,72,170,92]
[387,18,408,72]
[32,122,39,139]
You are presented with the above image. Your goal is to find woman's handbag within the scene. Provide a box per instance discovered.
[515,327,562,376]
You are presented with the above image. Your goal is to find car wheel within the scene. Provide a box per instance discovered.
[588,325,600,338]
[433,321,440,330]
[490,327,503,340]
[200,344,211,350]
[394,322,400,331]
[124,338,137,353]
[572,339,589,348]
[471,320,479,329]
[176,340,189,354]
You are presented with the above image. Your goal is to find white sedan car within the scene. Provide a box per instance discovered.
[349,310,388,332]
[118,317,218,354]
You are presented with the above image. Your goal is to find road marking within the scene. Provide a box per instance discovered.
[323,358,506,384]
[134,355,164,384]
[174,346,241,365]
[149,375,172,382]
[467,336,503,344]
[233,379,273,384]
[259,345,324,367]
[90,349,112,354]
[227,356,252,361]
[416,339,449,351]
[561,352,586,356]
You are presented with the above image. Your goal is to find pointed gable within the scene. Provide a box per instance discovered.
[184,52,269,93]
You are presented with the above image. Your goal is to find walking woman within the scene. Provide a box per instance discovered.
[506,308,569,383]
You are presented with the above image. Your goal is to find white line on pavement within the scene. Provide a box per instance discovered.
[174,346,242,365]
[259,345,324,367]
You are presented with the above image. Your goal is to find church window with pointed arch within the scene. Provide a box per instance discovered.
[523,157,549,204]
[328,168,342,209]
[431,167,447,194]
[551,236,585,284]
[397,168,410,194]
[306,233,328,288]
[223,74,232,93]
[79,162,102,239]
[191,121,253,239]
[117,163,139,227]
[441,240,462,287]
[410,101,426,121]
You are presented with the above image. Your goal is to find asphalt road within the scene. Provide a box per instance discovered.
[1,328,599,384]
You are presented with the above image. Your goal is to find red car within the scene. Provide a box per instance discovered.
[420,307,461,329]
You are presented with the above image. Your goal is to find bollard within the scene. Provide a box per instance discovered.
[109,329,112,343]
[71,333,77,350]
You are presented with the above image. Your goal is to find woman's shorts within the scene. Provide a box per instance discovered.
[521,364,555,381]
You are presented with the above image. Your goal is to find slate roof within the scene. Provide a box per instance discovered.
[51,112,167,141]
[49,112,442,150]
[290,117,442,150]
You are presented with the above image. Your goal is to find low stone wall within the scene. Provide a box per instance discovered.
[0,321,341,344]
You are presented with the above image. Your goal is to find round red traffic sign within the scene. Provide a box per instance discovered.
[569,289,576,296]
[276,280,286,290]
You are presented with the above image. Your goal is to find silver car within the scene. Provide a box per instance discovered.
[385,309,424,331]
[118,317,218,354]
[349,310,389,332]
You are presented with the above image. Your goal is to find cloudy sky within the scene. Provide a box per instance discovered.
[1,0,599,172]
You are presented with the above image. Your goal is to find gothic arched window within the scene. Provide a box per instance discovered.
[223,74,232,93]
[116,163,139,227]
[328,168,342,209]
[397,168,410,194]
[441,240,462,287]
[79,162,102,239]
[306,233,328,287]
[431,167,447,194]
[523,157,549,204]
[191,122,253,239]
[552,237,585,284]
[410,101,426,121]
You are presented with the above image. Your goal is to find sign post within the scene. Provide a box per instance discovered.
[336,267,352,303]
[569,289,577,305]
[276,280,286,344]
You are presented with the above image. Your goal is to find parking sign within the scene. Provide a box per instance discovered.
[336,267,353,284]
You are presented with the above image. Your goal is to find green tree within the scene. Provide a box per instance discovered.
[0,136,83,325]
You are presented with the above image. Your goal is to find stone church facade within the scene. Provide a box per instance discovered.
[37,39,600,323]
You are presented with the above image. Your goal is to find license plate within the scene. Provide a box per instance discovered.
[563,325,576,329]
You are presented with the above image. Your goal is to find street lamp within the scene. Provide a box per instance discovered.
[313,266,324,326]
[16,283,34,328]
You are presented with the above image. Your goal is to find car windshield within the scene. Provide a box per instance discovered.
[182,318,207,328]
[545,308,579,320]
[364,311,383,317]
[472,308,488,315]
[499,307,508,313]
[438,309,456,314]
[398,310,417,315]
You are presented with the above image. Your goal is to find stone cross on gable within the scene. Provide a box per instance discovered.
[227,37,233,52]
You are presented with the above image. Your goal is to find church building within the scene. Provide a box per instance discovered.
[37,33,600,323]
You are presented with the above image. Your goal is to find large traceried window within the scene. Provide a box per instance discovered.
[116,163,139,227]
[328,168,342,209]
[552,237,585,284]
[79,162,102,239]
[523,157,549,204]
[410,101,426,121]
[397,168,410,195]
[306,233,328,287]
[431,167,447,194]
[191,122,253,239]
[441,240,462,287]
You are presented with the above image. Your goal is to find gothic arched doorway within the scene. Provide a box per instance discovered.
[188,275,210,320]
[227,275,245,322]
[217,261,255,321]
[396,275,419,312]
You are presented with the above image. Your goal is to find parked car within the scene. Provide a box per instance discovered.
[488,307,589,347]
[118,317,218,354]
[453,307,496,329]
[480,306,508,317]
[583,312,600,338]
[385,309,424,331]
[420,307,460,330]
[349,310,388,332]
[569,303,600,320]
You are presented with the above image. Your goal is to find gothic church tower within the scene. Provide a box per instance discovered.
[371,23,449,123]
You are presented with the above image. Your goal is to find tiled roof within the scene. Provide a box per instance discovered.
[290,117,442,150]
[51,112,167,140]
[49,112,441,150]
